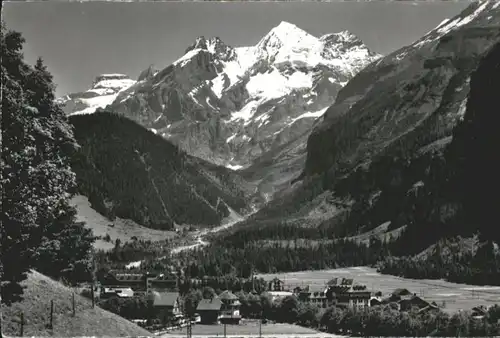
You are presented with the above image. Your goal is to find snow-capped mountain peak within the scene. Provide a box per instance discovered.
[57,74,135,115]
[256,21,318,53]
[64,22,381,175]
[185,36,236,62]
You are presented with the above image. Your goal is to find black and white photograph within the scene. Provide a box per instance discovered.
[1,0,500,337]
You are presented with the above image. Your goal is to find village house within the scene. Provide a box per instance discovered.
[100,271,147,291]
[267,291,294,303]
[326,278,371,309]
[114,273,147,290]
[472,306,488,319]
[369,296,383,307]
[196,297,223,324]
[218,290,242,324]
[150,291,182,325]
[147,273,179,294]
[101,287,134,299]
[399,295,434,311]
[389,288,413,302]
[296,285,333,309]
[268,278,285,291]
[376,288,440,314]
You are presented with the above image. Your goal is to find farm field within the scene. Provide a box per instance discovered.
[257,266,500,313]
[72,195,176,250]
[161,320,341,338]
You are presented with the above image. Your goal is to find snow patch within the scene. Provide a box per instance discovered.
[437,1,489,36]
[457,97,468,119]
[230,100,260,122]
[226,164,243,171]
[173,48,202,67]
[226,134,237,143]
[69,94,118,115]
[289,107,329,125]
[211,75,225,98]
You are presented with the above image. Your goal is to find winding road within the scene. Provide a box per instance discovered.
[125,206,257,268]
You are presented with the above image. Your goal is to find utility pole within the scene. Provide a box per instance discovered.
[224,323,227,338]
[259,310,263,338]
[186,314,192,338]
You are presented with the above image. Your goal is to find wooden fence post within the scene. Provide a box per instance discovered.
[72,292,76,317]
[19,312,24,337]
[49,300,54,329]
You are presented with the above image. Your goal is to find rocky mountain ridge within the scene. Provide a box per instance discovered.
[244,0,500,238]
[60,22,380,179]
[57,73,136,115]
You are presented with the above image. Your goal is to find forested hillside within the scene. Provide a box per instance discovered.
[70,112,252,231]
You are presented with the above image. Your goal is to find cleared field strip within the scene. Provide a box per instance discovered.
[257,266,500,313]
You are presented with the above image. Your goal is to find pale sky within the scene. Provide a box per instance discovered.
[3,1,471,97]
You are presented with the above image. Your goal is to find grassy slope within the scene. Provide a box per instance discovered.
[1,271,151,337]
[72,194,176,251]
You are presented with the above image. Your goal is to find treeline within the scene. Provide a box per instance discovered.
[2,25,95,304]
[69,112,249,230]
[177,237,389,276]
[318,303,500,337]
[378,239,500,286]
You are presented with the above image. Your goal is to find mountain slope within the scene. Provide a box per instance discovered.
[70,112,253,231]
[237,1,500,240]
[95,22,380,174]
[305,0,500,178]
[57,74,136,115]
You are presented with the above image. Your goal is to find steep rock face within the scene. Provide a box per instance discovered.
[57,74,136,115]
[250,0,500,228]
[102,22,380,171]
[305,1,500,178]
[448,40,500,242]
[70,112,253,231]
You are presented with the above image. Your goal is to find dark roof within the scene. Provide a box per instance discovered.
[308,285,326,293]
[115,274,144,282]
[153,274,178,281]
[219,290,238,301]
[341,278,354,286]
[418,304,440,314]
[392,288,412,296]
[472,306,488,315]
[327,278,339,286]
[197,297,222,311]
[151,291,179,307]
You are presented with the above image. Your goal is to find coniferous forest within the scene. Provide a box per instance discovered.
[70,112,250,230]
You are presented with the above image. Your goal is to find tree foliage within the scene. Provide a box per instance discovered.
[1,26,95,303]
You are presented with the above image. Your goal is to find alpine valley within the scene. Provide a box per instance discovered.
[5,2,500,337]
[60,1,500,282]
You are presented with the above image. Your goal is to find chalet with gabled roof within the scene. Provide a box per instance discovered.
[150,291,182,325]
[197,297,223,324]
[268,277,284,291]
[218,290,241,324]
